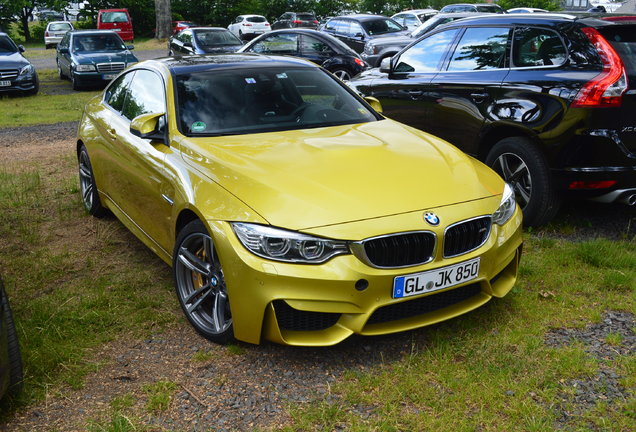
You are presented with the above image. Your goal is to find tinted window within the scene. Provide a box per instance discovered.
[250,33,298,54]
[361,18,403,35]
[0,36,18,53]
[333,20,350,35]
[105,72,135,113]
[175,67,377,136]
[101,12,128,23]
[598,26,636,77]
[73,34,126,52]
[247,16,266,23]
[395,29,459,73]
[513,27,567,67]
[349,22,364,37]
[301,35,334,55]
[122,70,166,121]
[447,27,510,71]
[194,30,240,46]
[178,31,192,44]
[297,14,316,21]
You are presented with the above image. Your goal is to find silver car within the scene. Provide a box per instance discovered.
[45,21,73,49]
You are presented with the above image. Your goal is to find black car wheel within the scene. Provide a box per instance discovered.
[0,280,23,398]
[331,68,353,81]
[173,220,233,344]
[486,137,560,227]
[78,145,107,217]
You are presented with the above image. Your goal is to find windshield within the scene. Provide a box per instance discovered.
[412,16,455,38]
[194,30,241,47]
[0,36,18,54]
[362,18,404,35]
[73,34,126,52]
[176,67,377,136]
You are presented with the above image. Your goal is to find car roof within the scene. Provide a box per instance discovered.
[395,9,438,14]
[157,53,316,75]
[239,14,266,18]
[435,13,634,30]
[188,27,229,31]
[332,14,393,22]
[46,21,72,25]
[69,29,121,36]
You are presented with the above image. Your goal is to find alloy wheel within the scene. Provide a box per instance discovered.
[78,150,95,211]
[492,152,532,210]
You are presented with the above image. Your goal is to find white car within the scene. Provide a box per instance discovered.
[227,15,271,40]
[391,9,438,31]
[44,21,73,49]
[507,8,549,13]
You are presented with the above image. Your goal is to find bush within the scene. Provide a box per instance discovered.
[30,22,47,41]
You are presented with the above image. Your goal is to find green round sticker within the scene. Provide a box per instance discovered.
[191,121,206,132]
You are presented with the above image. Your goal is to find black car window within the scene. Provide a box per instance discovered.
[195,30,240,47]
[324,19,338,31]
[179,31,193,45]
[121,70,166,121]
[250,33,298,54]
[362,18,403,36]
[512,27,567,68]
[297,14,316,21]
[246,16,266,23]
[395,29,459,73]
[0,36,18,53]
[300,35,334,55]
[599,25,636,77]
[447,27,510,71]
[105,71,135,113]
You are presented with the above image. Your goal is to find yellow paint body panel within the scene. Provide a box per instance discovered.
[78,59,523,346]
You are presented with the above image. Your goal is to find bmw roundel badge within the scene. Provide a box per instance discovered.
[424,212,440,226]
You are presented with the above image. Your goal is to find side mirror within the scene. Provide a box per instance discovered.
[354,32,364,39]
[18,45,25,53]
[58,47,69,54]
[379,57,392,74]
[130,112,167,142]
[364,96,383,113]
[127,45,134,50]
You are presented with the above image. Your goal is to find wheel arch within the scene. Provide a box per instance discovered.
[175,208,202,239]
[477,124,539,161]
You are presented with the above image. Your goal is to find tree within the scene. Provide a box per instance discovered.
[154,0,171,39]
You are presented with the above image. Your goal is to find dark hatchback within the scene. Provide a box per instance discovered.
[0,32,39,96]
[271,12,319,30]
[321,15,410,53]
[169,27,243,55]
[238,29,367,80]
[349,14,636,226]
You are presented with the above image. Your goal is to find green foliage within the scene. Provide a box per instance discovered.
[30,21,47,41]
[497,0,562,11]
[142,381,177,412]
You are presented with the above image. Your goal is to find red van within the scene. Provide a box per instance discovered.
[97,9,134,42]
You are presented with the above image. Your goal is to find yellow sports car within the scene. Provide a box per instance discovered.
[77,54,523,346]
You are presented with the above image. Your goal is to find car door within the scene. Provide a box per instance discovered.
[427,26,511,154]
[247,32,298,55]
[355,28,460,131]
[299,34,334,65]
[346,21,367,53]
[97,69,175,252]
[57,33,72,75]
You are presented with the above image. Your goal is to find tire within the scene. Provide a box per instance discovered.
[238,30,243,40]
[57,61,66,80]
[330,68,353,81]
[486,136,560,227]
[0,280,23,397]
[173,220,233,344]
[78,145,107,217]
[71,72,81,91]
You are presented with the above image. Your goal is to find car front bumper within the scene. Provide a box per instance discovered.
[206,196,523,346]
[0,74,38,94]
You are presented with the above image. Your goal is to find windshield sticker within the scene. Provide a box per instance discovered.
[191,121,206,132]
[245,78,256,84]
[276,73,288,79]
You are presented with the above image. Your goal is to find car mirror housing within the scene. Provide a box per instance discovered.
[58,47,69,54]
[379,57,392,74]
[127,45,134,50]
[130,112,167,142]
[364,96,383,113]
[18,45,25,53]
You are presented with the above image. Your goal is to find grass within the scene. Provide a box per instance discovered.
[142,380,177,412]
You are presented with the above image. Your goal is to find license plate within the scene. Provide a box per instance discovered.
[393,257,480,299]
[0,80,10,87]
[102,74,116,80]
[113,28,121,32]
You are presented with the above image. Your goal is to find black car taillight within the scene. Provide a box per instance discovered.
[572,27,628,108]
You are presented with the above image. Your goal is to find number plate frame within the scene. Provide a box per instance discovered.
[393,257,480,299]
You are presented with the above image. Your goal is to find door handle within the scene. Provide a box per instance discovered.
[470,92,488,102]
[106,128,117,140]
[408,90,423,99]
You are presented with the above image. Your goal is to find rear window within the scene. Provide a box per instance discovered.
[101,12,129,23]
[361,18,404,35]
[49,23,72,31]
[512,27,567,67]
[246,16,266,23]
[296,14,316,21]
[599,25,636,77]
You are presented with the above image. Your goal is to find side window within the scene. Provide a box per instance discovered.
[121,70,166,121]
[512,27,567,67]
[301,35,334,55]
[250,33,298,54]
[60,34,69,48]
[405,16,419,28]
[349,22,364,37]
[324,19,337,31]
[235,17,242,24]
[393,14,405,26]
[447,27,510,71]
[395,29,459,73]
[333,20,350,36]
[105,72,135,113]
[180,31,192,45]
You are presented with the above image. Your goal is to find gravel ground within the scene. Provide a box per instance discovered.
[545,311,635,427]
[0,122,634,430]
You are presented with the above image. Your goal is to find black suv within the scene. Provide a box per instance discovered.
[349,14,636,226]
[271,12,318,30]
[321,15,409,53]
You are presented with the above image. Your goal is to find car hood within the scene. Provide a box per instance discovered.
[71,51,138,64]
[179,119,502,231]
[0,52,30,69]
[367,34,412,46]
[370,31,411,41]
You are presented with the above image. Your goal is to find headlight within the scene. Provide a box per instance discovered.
[19,64,34,76]
[492,183,516,225]
[232,223,349,264]
[363,44,375,55]
[75,64,96,72]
